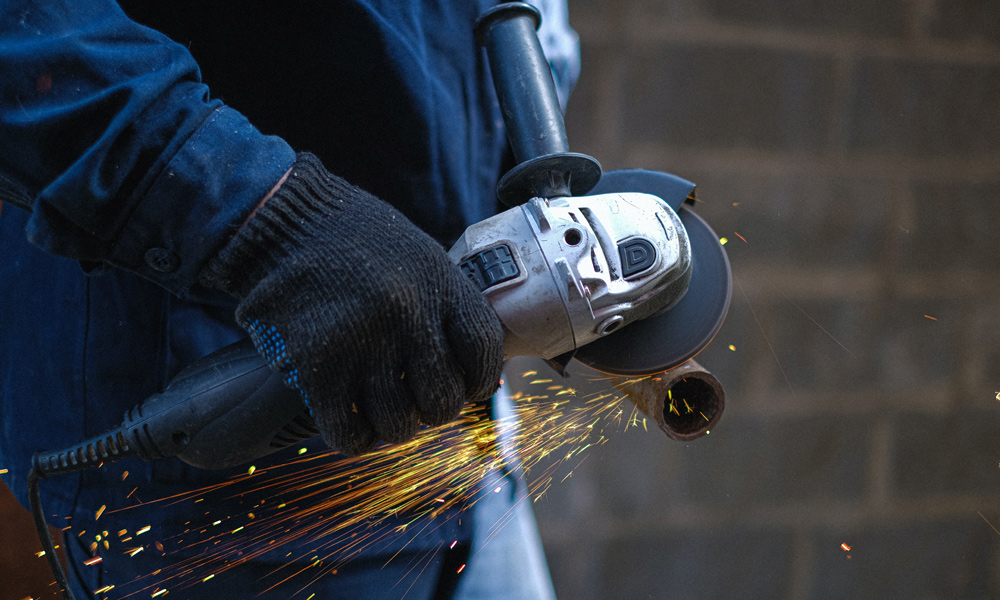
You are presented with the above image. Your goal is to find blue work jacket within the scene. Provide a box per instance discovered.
[0,0,579,597]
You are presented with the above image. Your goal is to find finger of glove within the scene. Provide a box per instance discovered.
[310,377,378,457]
[405,341,466,428]
[444,294,505,404]
[364,364,421,445]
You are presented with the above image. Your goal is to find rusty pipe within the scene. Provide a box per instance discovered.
[611,359,724,441]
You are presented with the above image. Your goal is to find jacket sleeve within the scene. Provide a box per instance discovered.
[0,0,295,294]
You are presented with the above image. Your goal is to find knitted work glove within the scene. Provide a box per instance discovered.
[200,153,504,456]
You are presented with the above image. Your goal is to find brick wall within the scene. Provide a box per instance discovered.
[526,1,1000,598]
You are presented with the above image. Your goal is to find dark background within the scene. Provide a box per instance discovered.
[527,0,1000,598]
[4,1,1000,599]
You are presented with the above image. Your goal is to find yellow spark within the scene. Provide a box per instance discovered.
[728,344,736,351]
[231,526,244,534]
[307,595,315,600]
[84,556,103,566]
[151,589,168,598]
[719,237,728,245]
[103,540,109,550]
[100,375,627,594]
[122,471,129,481]
[642,418,648,432]
[136,525,151,536]
[126,546,144,557]
[202,574,215,583]
[700,412,710,421]
[93,585,115,594]
[0,469,8,474]
[521,370,537,377]
[248,465,256,475]
[88,542,98,554]
[95,505,106,520]
[298,448,307,454]
[34,551,45,558]
[683,399,693,414]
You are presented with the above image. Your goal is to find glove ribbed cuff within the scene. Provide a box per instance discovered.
[200,153,367,298]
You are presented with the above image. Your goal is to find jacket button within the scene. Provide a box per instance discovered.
[145,248,180,273]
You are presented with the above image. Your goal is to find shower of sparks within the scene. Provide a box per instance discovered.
[102,370,635,597]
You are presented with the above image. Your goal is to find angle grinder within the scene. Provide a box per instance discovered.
[32,2,732,476]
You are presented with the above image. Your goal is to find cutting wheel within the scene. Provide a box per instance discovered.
[573,170,733,376]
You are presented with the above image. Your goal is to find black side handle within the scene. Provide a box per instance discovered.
[475,2,601,205]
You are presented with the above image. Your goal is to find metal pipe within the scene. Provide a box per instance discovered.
[611,359,724,441]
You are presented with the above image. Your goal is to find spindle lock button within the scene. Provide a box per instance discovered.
[619,238,657,279]
[460,244,520,291]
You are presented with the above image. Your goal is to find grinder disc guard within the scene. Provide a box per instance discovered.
[573,170,733,376]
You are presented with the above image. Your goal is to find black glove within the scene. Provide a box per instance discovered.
[200,153,504,456]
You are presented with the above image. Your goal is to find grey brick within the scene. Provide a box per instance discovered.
[565,40,615,159]
[627,415,871,509]
[891,410,1000,497]
[754,295,958,392]
[764,298,882,391]
[685,173,891,270]
[702,0,907,37]
[924,0,1000,46]
[873,297,959,389]
[542,542,604,600]
[845,57,1000,158]
[623,45,839,152]
[600,527,795,599]
[899,180,1000,273]
[809,520,996,600]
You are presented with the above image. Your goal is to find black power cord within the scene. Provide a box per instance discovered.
[28,468,75,600]
[29,425,138,600]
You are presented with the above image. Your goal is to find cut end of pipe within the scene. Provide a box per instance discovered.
[660,374,723,441]
[615,359,725,442]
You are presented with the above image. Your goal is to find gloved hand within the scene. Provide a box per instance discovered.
[200,153,504,456]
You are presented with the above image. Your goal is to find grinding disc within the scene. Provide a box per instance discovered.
[573,171,733,376]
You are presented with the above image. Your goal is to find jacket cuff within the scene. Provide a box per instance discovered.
[108,106,295,295]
